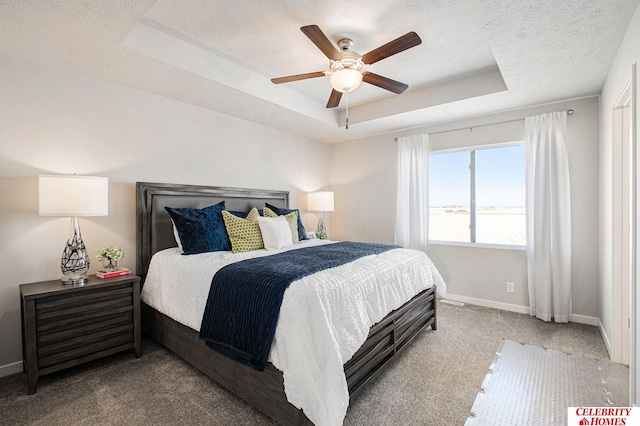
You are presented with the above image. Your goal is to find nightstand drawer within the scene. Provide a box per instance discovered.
[20,275,141,394]
[37,312,133,345]
[38,331,134,369]
[35,284,133,309]
[36,285,133,326]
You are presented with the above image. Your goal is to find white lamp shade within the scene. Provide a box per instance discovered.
[308,191,334,212]
[330,69,363,93]
[39,175,109,217]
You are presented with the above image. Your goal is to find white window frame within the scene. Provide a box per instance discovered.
[429,141,526,249]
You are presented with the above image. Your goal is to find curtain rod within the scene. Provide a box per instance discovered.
[394,109,574,141]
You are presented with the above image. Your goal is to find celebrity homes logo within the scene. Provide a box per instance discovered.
[568,407,638,425]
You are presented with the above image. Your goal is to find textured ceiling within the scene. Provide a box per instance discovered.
[0,0,638,143]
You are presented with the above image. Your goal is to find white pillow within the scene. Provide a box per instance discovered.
[170,219,183,253]
[257,215,293,251]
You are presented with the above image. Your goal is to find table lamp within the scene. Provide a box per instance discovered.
[39,175,109,285]
[307,191,334,239]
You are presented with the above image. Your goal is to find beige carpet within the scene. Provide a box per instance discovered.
[0,302,628,425]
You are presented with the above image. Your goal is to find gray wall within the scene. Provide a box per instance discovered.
[330,96,600,321]
[0,54,331,375]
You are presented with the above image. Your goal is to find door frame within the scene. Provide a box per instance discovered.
[612,64,638,405]
[631,62,638,406]
[611,76,632,370]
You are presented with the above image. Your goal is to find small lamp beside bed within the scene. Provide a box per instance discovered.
[38,174,109,285]
[307,191,334,239]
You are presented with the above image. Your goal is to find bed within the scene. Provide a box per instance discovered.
[136,182,444,426]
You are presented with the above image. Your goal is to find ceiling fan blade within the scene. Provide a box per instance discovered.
[301,25,341,61]
[271,71,326,84]
[326,89,342,108]
[361,32,422,65]
[363,72,409,94]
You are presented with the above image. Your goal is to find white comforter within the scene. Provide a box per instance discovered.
[141,240,446,426]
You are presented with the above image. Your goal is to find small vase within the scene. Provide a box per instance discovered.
[102,258,118,272]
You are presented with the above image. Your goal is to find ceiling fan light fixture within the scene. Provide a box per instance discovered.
[330,68,363,93]
[271,26,421,112]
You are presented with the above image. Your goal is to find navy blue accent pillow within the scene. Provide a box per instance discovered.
[166,201,231,254]
[265,203,308,240]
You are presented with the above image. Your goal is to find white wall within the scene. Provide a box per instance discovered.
[599,2,640,401]
[0,55,330,374]
[331,96,600,321]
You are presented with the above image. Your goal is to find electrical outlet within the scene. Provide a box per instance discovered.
[506,282,515,293]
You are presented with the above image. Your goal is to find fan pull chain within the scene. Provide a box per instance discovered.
[346,91,349,130]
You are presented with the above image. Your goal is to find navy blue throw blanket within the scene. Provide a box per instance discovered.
[199,241,399,370]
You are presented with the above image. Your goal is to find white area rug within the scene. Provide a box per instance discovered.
[465,340,628,426]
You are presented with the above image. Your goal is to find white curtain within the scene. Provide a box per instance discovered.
[395,134,429,252]
[525,111,571,323]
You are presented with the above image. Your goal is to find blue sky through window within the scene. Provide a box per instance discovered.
[476,145,525,207]
[429,151,470,207]
[429,145,525,208]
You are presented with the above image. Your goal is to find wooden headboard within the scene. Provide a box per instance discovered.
[135,182,289,281]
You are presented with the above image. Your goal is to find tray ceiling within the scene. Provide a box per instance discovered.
[0,0,637,143]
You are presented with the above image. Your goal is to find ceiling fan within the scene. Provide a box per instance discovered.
[271,25,422,109]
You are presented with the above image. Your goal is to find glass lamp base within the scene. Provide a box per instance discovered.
[61,275,88,286]
[60,217,90,286]
[316,215,328,240]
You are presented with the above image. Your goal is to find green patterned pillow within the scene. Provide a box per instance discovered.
[222,208,264,253]
[264,206,299,244]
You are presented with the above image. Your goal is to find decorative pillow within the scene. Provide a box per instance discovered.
[228,209,263,218]
[264,203,308,240]
[165,202,230,254]
[222,208,264,253]
[263,206,299,244]
[257,215,294,250]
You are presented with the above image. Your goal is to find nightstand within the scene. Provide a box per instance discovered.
[20,274,141,394]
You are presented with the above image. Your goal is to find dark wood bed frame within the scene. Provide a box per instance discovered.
[136,182,437,425]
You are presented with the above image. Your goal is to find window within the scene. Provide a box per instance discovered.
[429,144,526,246]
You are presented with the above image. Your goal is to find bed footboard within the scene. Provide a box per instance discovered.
[345,285,436,397]
[142,285,436,425]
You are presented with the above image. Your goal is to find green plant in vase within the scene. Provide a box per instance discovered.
[96,246,124,272]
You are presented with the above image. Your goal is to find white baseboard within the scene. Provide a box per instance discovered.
[0,361,22,378]
[445,293,530,315]
[444,293,600,326]
[570,313,600,326]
